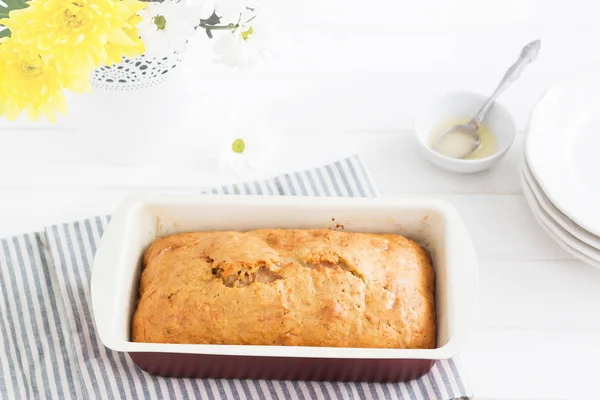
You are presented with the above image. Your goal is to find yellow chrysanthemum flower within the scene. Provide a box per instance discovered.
[2,0,147,77]
[105,12,146,66]
[0,38,68,123]
[0,92,5,119]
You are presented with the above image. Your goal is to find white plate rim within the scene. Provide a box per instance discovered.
[525,64,600,235]
[522,156,600,249]
[520,167,600,269]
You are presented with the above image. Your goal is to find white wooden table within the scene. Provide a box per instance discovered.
[2,2,600,398]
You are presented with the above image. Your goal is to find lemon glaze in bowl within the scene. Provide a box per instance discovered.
[414,91,517,174]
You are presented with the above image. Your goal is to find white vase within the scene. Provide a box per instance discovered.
[70,51,186,166]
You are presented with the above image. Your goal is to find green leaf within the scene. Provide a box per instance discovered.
[0,0,29,20]
[200,11,221,26]
[0,26,10,39]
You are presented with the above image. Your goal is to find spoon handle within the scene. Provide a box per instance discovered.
[470,39,541,128]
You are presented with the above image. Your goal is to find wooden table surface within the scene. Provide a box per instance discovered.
[2,2,599,398]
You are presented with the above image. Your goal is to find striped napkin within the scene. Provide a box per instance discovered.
[0,155,472,400]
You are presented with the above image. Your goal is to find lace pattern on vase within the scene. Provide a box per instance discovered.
[91,51,184,91]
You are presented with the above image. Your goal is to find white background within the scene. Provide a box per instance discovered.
[2,1,600,398]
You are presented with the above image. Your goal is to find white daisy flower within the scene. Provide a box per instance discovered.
[183,0,217,21]
[138,0,198,57]
[209,112,275,176]
[214,0,257,22]
[213,7,276,68]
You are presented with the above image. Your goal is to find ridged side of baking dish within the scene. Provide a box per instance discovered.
[130,352,435,382]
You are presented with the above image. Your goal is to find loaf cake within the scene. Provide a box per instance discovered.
[131,229,436,349]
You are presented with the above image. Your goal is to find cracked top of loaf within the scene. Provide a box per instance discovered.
[131,229,436,349]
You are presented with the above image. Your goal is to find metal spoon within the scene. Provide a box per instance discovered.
[432,39,541,159]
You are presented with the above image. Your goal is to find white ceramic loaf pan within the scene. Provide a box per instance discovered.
[91,194,478,382]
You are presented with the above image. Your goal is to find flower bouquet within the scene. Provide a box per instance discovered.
[0,0,275,123]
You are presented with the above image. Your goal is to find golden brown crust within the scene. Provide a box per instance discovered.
[132,229,436,349]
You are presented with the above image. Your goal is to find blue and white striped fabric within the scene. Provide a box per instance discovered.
[0,155,472,400]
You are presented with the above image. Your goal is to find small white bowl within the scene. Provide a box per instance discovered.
[414,91,517,173]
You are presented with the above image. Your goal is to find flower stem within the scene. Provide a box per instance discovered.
[198,24,238,31]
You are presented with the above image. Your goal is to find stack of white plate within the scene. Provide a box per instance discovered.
[523,66,600,268]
